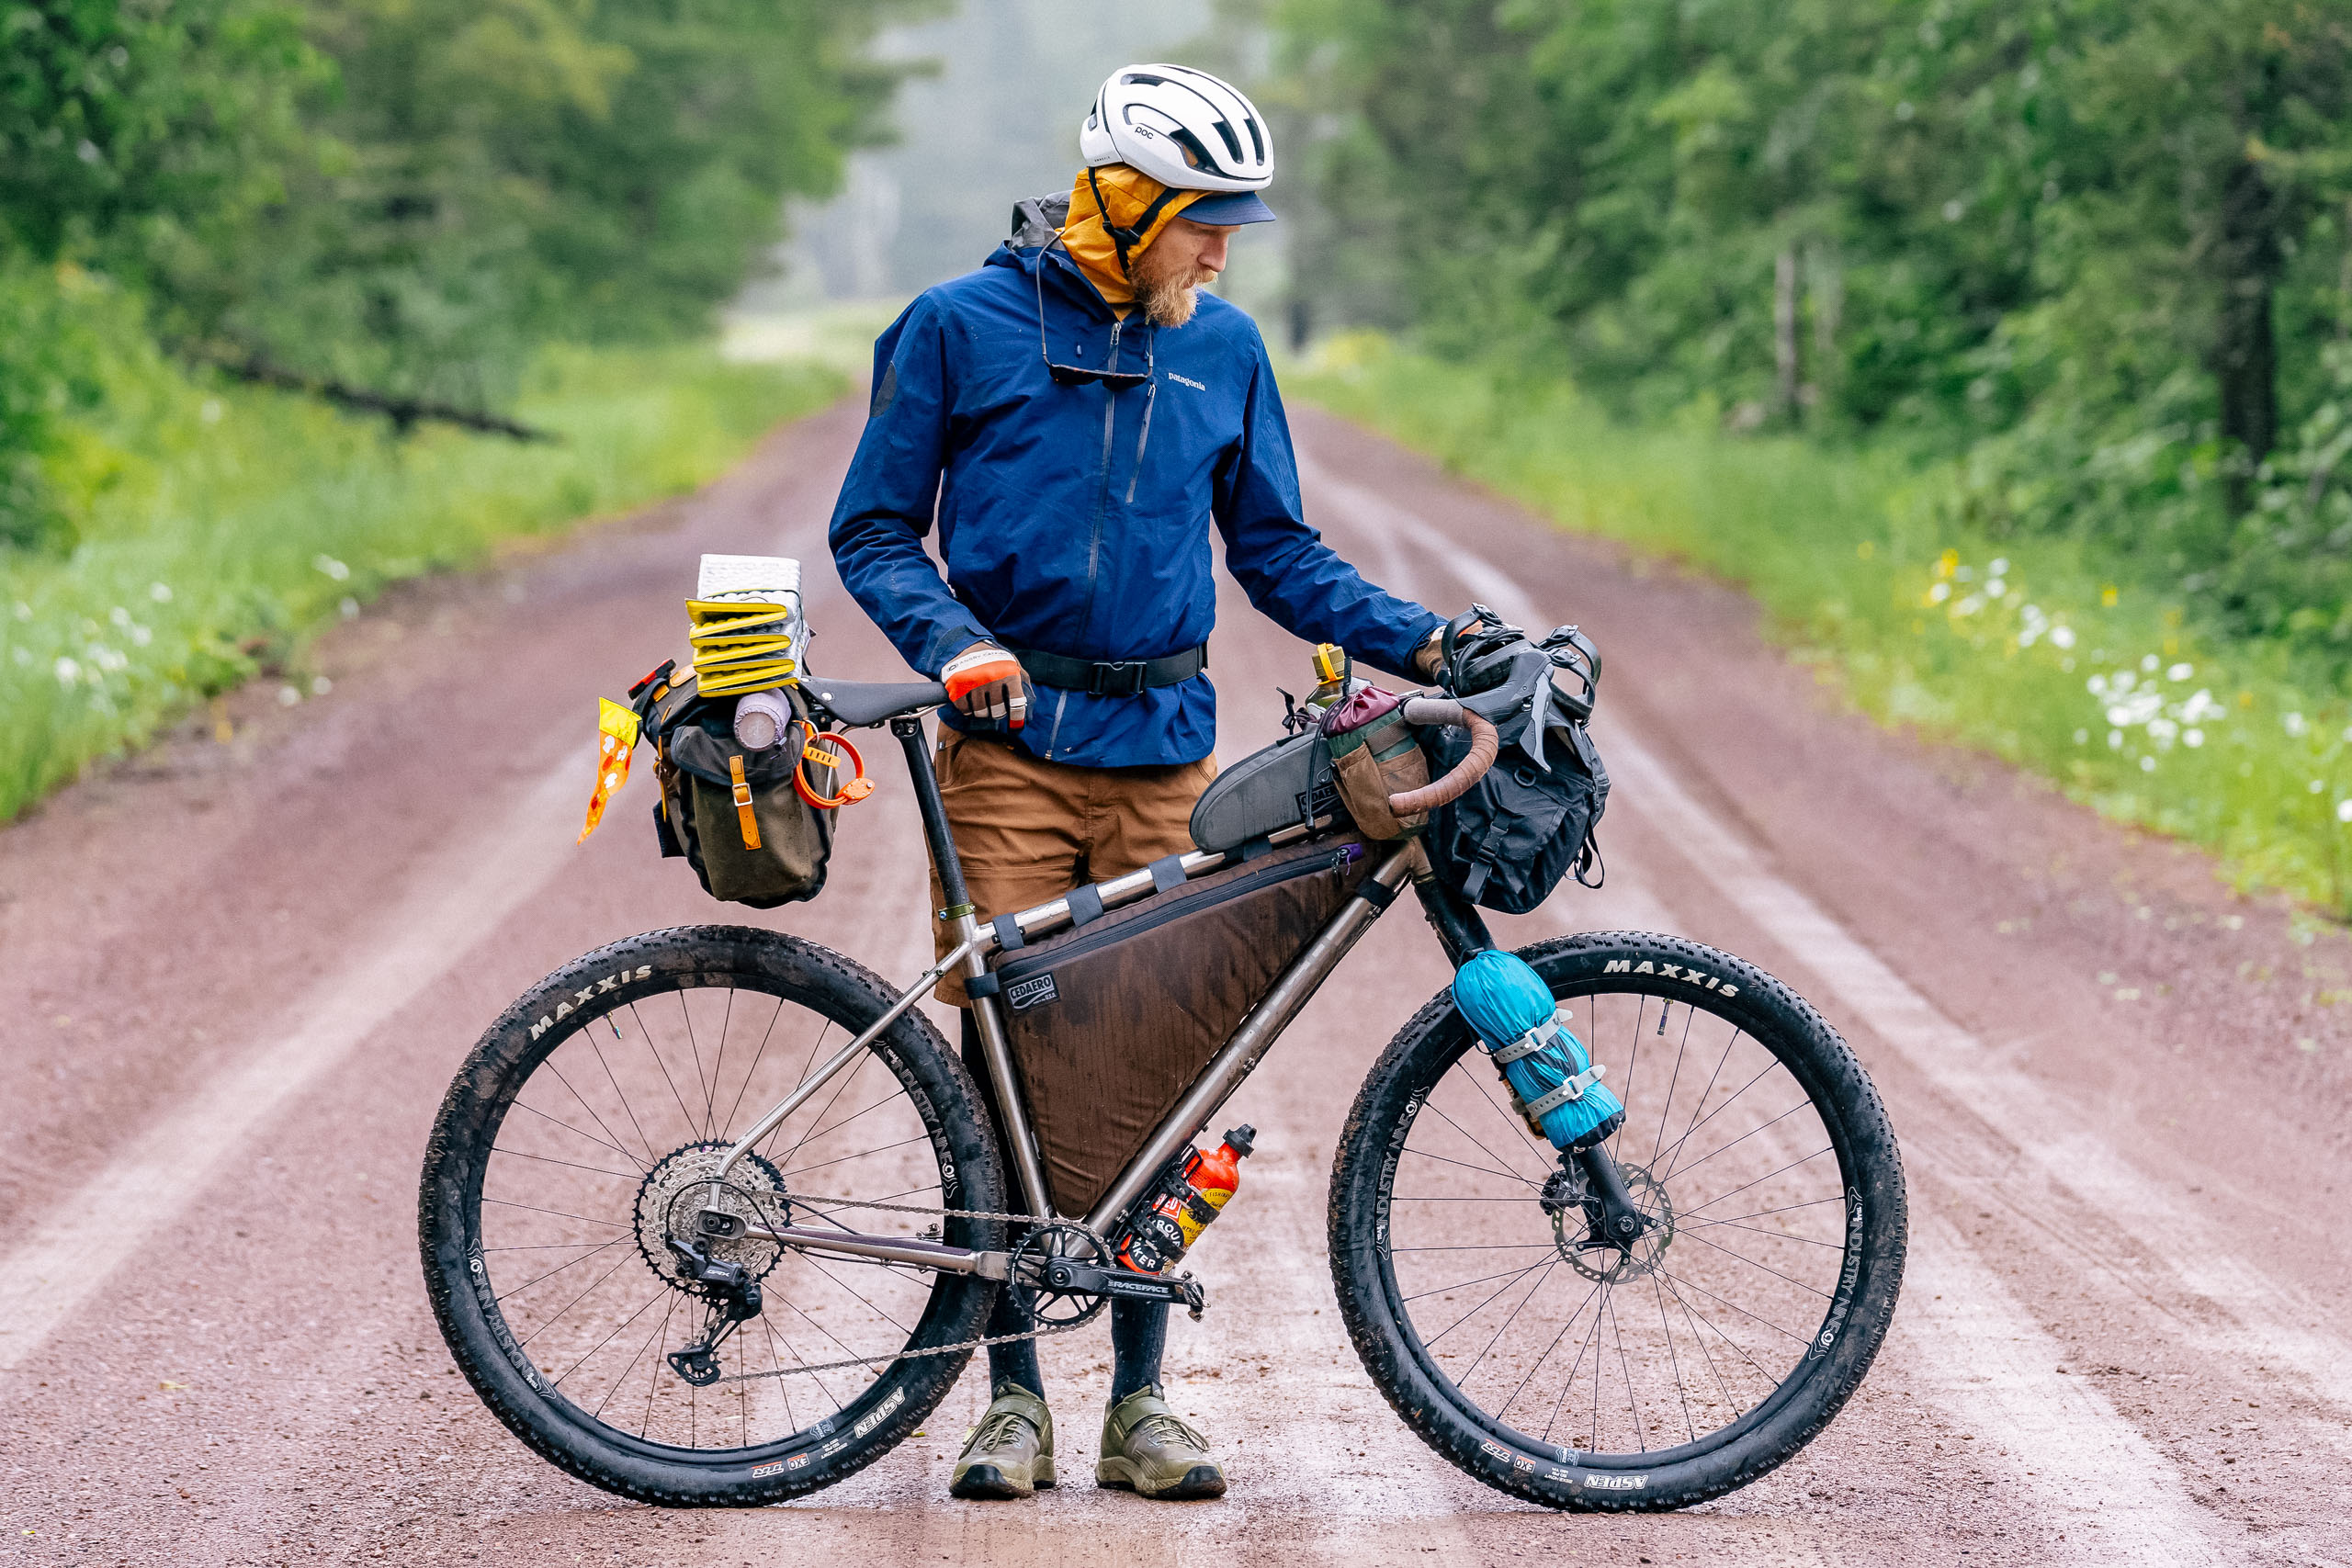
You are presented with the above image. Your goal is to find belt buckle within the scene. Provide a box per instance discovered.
[1091,659,1145,698]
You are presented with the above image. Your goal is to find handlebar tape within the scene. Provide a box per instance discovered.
[1388,708,1499,816]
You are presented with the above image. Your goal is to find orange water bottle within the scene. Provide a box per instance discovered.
[1117,1125,1256,1274]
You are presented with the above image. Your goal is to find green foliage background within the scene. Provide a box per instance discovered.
[1265,0,2352,679]
[1255,0,2352,908]
[1,0,922,548]
[0,0,919,815]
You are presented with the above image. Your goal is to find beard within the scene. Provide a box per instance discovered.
[1133,244,1213,328]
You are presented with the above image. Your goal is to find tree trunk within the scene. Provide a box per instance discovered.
[2213,156,2281,512]
[1774,246,1802,425]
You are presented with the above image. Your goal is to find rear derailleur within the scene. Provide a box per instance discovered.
[663,1235,764,1387]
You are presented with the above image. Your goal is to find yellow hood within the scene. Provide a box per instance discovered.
[1060,164,1206,309]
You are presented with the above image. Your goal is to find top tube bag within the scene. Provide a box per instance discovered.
[986,834,1371,1215]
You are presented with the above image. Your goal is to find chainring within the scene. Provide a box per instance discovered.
[634,1140,788,1296]
[1007,1222,1112,1329]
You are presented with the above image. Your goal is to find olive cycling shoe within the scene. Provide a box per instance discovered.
[949,1382,1055,1499]
[1094,1383,1227,1500]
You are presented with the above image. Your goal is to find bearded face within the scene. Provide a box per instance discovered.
[1131,230,1222,328]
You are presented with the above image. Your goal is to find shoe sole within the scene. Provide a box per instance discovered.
[949,1459,1056,1499]
[1094,1459,1226,1500]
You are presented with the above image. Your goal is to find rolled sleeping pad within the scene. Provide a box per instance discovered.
[1451,948,1625,1151]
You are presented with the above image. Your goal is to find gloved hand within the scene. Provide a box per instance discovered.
[942,641,1030,729]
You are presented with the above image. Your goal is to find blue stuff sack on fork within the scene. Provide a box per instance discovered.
[1452,949,1625,1151]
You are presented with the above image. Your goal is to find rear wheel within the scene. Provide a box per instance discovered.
[419,926,1003,1505]
[1329,931,1905,1510]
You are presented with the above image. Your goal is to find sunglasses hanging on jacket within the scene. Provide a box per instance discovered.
[1035,237,1159,503]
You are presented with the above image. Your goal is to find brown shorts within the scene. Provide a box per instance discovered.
[928,728,1217,1005]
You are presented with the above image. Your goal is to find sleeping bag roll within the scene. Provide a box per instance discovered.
[1451,949,1625,1151]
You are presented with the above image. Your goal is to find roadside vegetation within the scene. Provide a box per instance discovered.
[1295,339,2352,914]
[0,0,920,818]
[1261,0,2352,915]
[0,288,839,819]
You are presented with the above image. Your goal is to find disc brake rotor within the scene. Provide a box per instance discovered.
[1555,1161,1676,1282]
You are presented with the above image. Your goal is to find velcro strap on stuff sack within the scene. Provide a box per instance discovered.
[729,754,762,849]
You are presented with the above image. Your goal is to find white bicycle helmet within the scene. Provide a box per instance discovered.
[1080,63,1273,193]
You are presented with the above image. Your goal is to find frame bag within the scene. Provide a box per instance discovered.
[988,835,1370,1214]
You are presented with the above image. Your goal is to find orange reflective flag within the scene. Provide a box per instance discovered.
[578,698,640,843]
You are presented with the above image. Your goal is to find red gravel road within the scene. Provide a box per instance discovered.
[3,396,2347,1568]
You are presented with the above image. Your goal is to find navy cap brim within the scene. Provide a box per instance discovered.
[1179,190,1277,226]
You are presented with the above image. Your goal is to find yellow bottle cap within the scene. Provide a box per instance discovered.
[1311,643,1345,683]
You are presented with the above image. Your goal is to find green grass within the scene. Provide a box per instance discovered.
[1289,333,2352,917]
[0,307,845,821]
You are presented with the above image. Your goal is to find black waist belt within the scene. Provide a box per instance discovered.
[1012,642,1207,698]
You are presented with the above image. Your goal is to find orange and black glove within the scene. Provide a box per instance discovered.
[942,641,1030,730]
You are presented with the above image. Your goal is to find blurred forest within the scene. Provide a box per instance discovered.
[0,0,926,553]
[1264,0,2352,685]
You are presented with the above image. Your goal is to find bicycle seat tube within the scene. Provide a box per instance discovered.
[891,715,1055,1218]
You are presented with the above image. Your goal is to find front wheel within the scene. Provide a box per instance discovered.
[1329,931,1905,1510]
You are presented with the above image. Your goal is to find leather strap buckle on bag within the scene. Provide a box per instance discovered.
[1012,642,1206,699]
[728,754,761,850]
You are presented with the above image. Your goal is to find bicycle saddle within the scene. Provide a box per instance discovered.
[803,677,948,728]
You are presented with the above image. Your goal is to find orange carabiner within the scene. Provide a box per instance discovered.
[794,728,874,809]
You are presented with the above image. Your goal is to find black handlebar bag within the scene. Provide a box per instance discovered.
[1422,718,1607,913]
[986,834,1371,1215]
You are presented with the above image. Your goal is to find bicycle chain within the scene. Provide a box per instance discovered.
[709,1193,1110,1385]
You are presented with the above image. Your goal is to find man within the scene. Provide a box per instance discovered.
[829,63,1443,1503]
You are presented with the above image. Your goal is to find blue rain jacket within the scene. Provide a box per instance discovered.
[827,238,1442,768]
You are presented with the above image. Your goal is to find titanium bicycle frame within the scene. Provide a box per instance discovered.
[710,708,1500,1281]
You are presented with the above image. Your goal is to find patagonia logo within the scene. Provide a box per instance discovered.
[1167,371,1207,391]
[1006,974,1060,1011]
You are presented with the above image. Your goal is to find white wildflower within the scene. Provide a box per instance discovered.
[2286,712,2309,737]
[2166,662,2192,682]
[2184,728,2204,748]
[2050,626,2075,649]
[313,555,351,582]
[149,581,173,604]
[53,656,80,685]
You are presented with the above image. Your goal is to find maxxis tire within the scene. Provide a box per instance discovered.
[1328,931,1905,1511]
[418,925,1004,1506]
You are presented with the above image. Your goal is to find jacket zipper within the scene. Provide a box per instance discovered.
[1079,316,1124,641]
[993,846,1352,979]
[1125,374,1157,504]
[1041,687,1069,761]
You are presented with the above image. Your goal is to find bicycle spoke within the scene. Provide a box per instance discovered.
[1380,966,1862,1471]
[719,996,790,1138]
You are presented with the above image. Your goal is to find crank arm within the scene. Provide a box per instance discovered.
[748,1223,1010,1280]
[1038,1259,1208,1318]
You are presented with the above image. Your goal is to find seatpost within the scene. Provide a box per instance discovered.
[891,716,1056,1219]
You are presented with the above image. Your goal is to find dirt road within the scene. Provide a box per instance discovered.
[4,396,2347,1567]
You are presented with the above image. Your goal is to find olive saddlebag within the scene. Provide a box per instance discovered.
[988,834,1371,1215]
[650,692,833,909]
